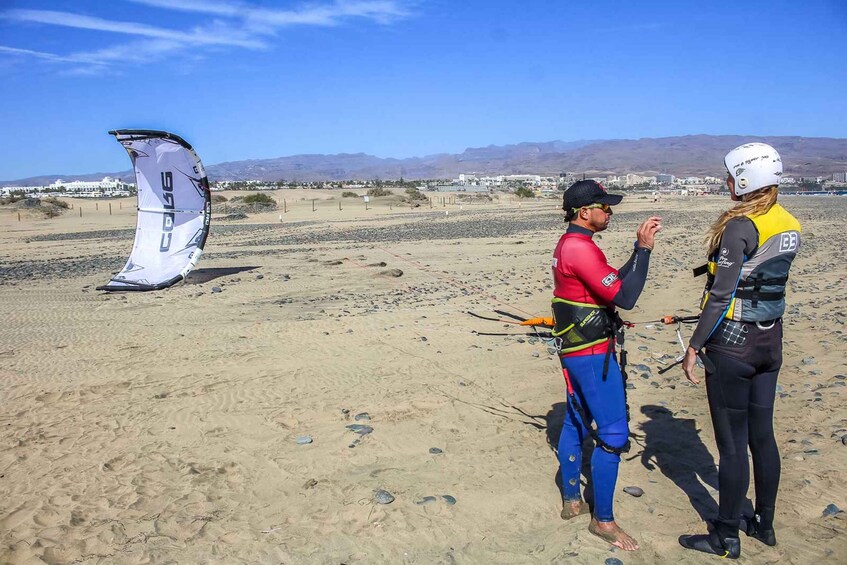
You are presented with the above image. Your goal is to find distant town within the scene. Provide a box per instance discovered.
[2,170,846,199]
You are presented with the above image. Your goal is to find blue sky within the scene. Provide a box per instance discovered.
[0,0,845,180]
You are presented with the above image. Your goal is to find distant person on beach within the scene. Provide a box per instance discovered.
[552,180,661,551]
[679,143,801,559]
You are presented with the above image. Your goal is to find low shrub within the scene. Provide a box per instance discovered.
[366,187,392,197]
[0,195,24,205]
[41,197,69,209]
[405,187,427,201]
[243,193,276,205]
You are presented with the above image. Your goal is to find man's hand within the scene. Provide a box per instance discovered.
[682,346,701,385]
[636,216,662,250]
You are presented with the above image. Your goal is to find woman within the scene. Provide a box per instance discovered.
[680,143,801,559]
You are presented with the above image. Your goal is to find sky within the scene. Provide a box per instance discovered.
[0,0,845,180]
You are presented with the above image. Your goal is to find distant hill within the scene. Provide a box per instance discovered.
[3,135,846,186]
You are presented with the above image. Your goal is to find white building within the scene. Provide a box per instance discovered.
[0,185,41,196]
[48,177,133,195]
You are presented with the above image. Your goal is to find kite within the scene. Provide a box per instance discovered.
[97,129,211,291]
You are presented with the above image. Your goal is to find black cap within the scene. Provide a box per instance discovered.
[562,180,623,211]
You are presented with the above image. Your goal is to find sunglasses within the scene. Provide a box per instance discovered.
[583,203,612,213]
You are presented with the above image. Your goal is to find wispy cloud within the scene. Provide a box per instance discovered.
[1,1,414,74]
[126,0,410,24]
[127,0,244,17]
[0,44,89,64]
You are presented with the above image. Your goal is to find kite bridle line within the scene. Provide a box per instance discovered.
[469,310,709,375]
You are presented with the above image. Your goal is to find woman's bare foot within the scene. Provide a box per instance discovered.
[589,518,639,551]
[560,500,588,520]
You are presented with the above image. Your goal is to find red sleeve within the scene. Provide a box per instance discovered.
[567,242,622,304]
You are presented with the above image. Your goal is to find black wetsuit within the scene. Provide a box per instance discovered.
[689,217,785,539]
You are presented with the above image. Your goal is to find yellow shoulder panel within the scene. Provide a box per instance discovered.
[748,204,802,246]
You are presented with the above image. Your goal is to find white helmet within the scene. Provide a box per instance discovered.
[724,142,783,196]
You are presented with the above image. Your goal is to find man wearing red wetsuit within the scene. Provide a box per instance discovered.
[554,180,661,552]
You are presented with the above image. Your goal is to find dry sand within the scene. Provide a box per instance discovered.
[1,190,845,564]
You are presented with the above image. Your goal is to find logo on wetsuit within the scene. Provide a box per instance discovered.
[716,247,735,268]
[779,232,798,252]
[601,273,618,287]
[717,256,735,268]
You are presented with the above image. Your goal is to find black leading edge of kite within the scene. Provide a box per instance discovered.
[109,129,194,151]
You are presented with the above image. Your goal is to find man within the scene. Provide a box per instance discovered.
[552,180,661,551]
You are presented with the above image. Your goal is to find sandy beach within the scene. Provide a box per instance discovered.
[1,191,845,564]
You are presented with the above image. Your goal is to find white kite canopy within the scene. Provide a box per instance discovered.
[97,130,211,291]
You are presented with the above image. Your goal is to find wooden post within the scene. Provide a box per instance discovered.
[109,202,112,215]
[312,199,316,212]
[18,212,21,222]
[96,202,99,211]
[284,199,287,213]
[339,201,342,211]
[79,207,82,217]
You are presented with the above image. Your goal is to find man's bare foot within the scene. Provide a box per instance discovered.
[560,500,588,520]
[589,518,639,551]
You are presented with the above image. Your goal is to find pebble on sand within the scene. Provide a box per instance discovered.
[429,447,443,454]
[605,559,624,565]
[380,268,404,277]
[441,495,457,505]
[296,436,313,445]
[354,412,371,421]
[211,286,222,293]
[374,489,395,504]
[623,486,644,497]
[346,424,373,435]
[416,496,437,505]
[823,503,843,517]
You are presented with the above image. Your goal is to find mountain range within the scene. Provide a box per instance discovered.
[5,135,847,186]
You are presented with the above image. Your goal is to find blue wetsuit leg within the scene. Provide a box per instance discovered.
[558,374,590,503]
[558,353,629,522]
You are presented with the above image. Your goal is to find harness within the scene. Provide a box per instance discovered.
[551,298,617,353]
